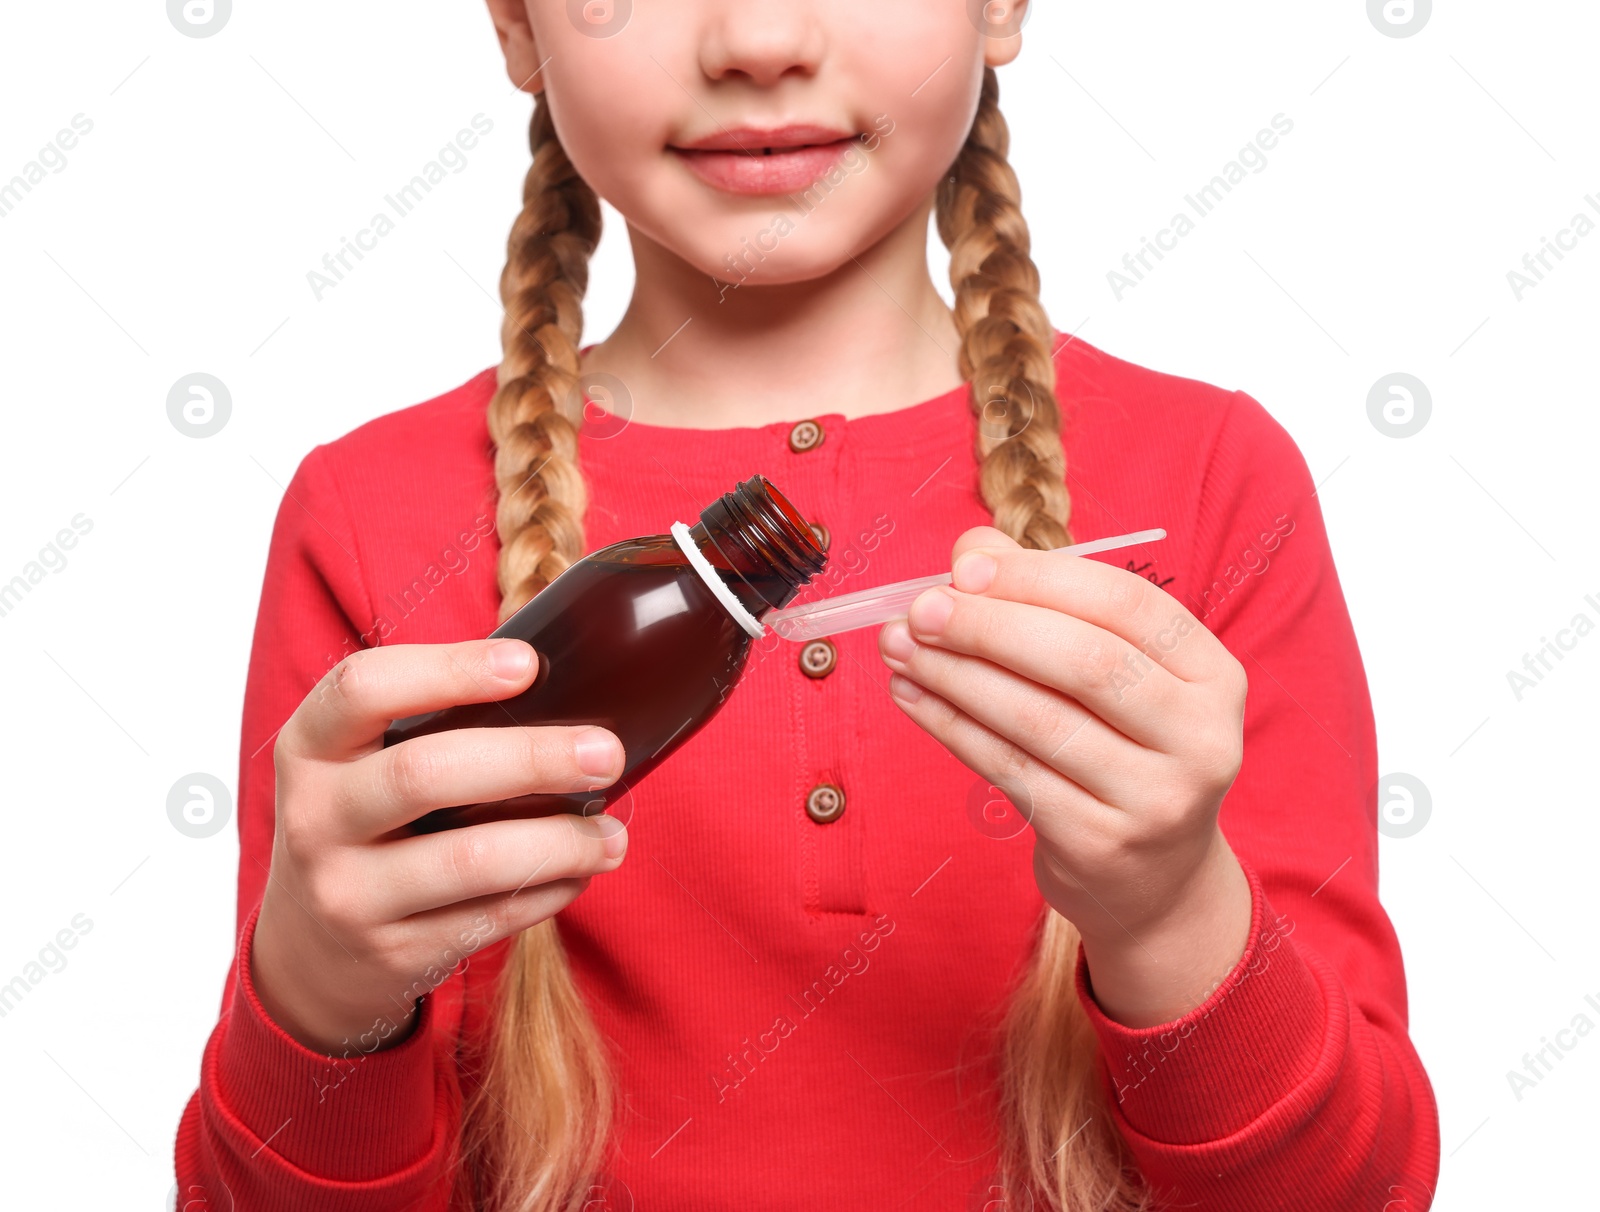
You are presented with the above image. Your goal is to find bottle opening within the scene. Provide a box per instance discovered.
[698,475,827,612]
[759,478,827,560]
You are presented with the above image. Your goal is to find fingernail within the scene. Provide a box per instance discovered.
[489,639,534,679]
[908,587,954,638]
[574,728,621,778]
[880,619,916,663]
[591,814,627,858]
[953,552,997,594]
[889,673,923,704]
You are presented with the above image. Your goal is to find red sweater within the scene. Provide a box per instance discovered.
[173,332,1439,1210]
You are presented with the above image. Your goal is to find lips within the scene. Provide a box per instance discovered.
[671,124,862,196]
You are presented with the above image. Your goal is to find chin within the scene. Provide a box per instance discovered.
[673,206,894,289]
[700,236,866,292]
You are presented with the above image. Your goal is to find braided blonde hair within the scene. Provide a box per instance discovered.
[459,68,1148,1212]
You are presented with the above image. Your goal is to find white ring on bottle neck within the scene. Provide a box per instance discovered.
[670,521,768,639]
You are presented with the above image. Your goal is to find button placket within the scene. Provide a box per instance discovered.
[787,416,867,914]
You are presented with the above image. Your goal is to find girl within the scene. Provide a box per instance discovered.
[174,2,1439,1209]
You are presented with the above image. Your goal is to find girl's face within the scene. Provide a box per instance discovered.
[486,0,1027,288]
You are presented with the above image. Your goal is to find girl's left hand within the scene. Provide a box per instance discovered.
[878,526,1255,1027]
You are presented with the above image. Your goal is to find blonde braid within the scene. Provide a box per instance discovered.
[459,95,615,1212]
[938,68,1150,1210]
[938,67,1071,552]
[488,97,599,618]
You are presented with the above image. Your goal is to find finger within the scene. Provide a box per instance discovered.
[368,812,627,918]
[878,620,1158,802]
[883,673,1122,857]
[335,723,625,840]
[902,590,1193,750]
[949,545,1221,683]
[396,876,593,958]
[951,524,1020,564]
[283,639,543,761]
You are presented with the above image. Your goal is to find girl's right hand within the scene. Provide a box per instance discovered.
[248,637,627,1055]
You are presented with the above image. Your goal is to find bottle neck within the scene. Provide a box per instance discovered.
[689,476,827,617]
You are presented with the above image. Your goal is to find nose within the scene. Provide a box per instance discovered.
[698,0,826,88]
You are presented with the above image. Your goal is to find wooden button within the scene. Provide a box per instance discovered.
[787,419,824,453]
[805,783,846,824]
[808,521,830,552]
[799,639,837,679]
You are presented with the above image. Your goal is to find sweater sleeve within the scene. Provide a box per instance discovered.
[1071,392,1440,1210]
[172,446,461,1211]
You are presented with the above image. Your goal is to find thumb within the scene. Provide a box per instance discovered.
[950,525,1019,566]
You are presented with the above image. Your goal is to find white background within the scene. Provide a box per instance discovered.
[1,2,1595,1207]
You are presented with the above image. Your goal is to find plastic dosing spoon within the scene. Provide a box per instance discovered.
[763,527,1168,642]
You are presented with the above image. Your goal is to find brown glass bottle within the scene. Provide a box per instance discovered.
[382,475,826,833]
